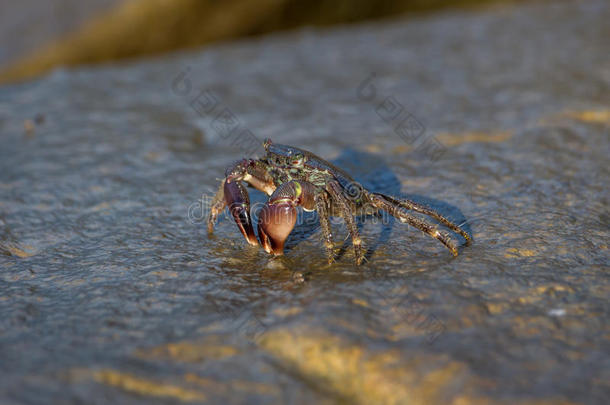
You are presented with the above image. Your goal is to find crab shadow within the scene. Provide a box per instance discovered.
[275,147,472,262]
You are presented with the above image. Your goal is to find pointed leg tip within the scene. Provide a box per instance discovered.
[352,237,364,255]
[355,248,366,265]
[355,254,368,265]
[461,232,472,245]
[206,221,216,237]
[324,244,336,265]
[206,218,215,233]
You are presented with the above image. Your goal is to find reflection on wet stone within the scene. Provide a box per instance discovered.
[395,112,426,144]
[189,89,218,116]
[212,108,240,139]
[376,96,404,123]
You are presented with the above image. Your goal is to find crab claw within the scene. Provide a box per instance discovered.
[258,201,297,255]
[224,179,258,246]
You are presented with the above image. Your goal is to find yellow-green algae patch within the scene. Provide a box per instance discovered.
[259,328,581,404]
[0,242,37,258]
[258,327,483,405]
[135,336,239,363]
[539,109,610,125]
[92,369,206,402]
[563,110,610,124]
[435,131,513,146]
[184,373,280,397]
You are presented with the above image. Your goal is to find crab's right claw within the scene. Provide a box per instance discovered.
[224,179,258,246]
[258,201,297,255]
[257,180,316,256]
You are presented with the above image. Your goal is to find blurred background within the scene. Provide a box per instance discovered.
[0,0,522,84]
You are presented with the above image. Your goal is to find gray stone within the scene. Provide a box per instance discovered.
[0,0,608,403]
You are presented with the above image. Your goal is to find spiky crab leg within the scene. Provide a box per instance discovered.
[368,192,467,256]
[326,180,366,265]
[374,193,471,245]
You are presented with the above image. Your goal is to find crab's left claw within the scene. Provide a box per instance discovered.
[257,180,316,256]
[224,179,258,246]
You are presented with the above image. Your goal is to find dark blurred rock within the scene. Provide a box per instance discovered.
[0,0,119,68]
[0,0,524,84]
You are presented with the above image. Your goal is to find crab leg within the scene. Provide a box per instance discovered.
[258,180,316,256]
[315,191,336,264]
[207,179,228,234]
[368,193,460,256]
[374,193,471,245]
[326,180,366,265]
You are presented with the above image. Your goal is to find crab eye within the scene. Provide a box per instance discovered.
[291,153,304,167]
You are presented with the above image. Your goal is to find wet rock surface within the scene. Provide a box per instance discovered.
[0,0,608,403]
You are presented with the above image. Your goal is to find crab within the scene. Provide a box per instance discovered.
[207,139,470,265]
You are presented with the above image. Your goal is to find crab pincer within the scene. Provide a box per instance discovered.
[258,180,316,256]
[224,178,258,246]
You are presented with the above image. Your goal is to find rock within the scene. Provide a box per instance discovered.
[0,0,608,403]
